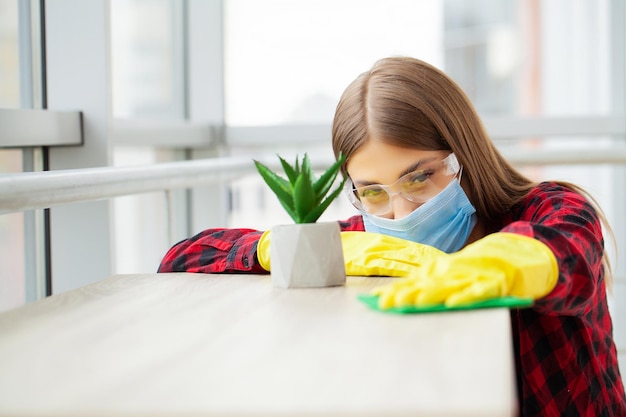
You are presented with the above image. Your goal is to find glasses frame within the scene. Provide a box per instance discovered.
[345,153,461,216]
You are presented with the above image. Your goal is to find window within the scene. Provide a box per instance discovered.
[224,0,444,126]
[0,0,25,312]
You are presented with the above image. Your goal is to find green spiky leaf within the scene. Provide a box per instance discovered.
[293,174,315,223]
[253,153,347,224]
[279,155,299,186]
[254,159,294,211]
[303,176,347,223]
[313,153,346,204]
[301,154,315,191]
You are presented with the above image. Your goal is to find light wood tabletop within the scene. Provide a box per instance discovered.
[0,273,517,417]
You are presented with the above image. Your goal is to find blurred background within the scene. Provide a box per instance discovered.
[0,1,625,374]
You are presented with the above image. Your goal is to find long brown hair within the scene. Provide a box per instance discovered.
[331,56,614,286]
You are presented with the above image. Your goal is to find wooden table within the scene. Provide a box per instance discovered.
[0,273,517,417]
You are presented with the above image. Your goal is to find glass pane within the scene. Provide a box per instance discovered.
[112,147,175,274]
[225,0,612,125]
[224,0,444,126]
[113,191,170,274]
[0,0,20,108]
[110,0,185,272]
[0,149,26,312]
[111,0,185,120]
[444,0,612,117]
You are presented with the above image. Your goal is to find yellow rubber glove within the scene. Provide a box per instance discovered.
[257,230,444,275]
[372,232,559,309]
[257,230,271,271]
[342,231,445,277]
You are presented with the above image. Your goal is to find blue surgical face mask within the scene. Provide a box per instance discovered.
[362,178,477,253]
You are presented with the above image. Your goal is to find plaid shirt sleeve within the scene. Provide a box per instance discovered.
[157,215,365,274]
[501,182,626,416]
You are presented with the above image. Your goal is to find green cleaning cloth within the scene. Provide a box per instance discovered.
[357,293,534,314]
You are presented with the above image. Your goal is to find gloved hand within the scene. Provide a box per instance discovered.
[341,231,445,276]
[257,230,444,275]
[372,232,559,309]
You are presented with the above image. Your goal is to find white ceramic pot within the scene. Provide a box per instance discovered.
[270,221,346,288]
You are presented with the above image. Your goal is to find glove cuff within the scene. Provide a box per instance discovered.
[475,232,559,299]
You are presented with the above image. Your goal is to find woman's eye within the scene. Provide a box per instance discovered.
[358,187,385,200]
[407,170,431,184]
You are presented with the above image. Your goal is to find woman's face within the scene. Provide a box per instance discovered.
[346,140,455,219]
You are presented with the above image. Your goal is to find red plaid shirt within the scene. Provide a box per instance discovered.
[158,182,626,416]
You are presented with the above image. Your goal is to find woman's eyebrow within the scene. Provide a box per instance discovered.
[352,157,438,187]
[396,157,437,178]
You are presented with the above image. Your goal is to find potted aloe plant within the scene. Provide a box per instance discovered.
[254,153,347,288]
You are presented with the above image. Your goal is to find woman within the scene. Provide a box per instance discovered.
[159,57,625,416]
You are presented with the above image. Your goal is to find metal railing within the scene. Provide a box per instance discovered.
[2,148,626,215]
[0,157,253,215]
